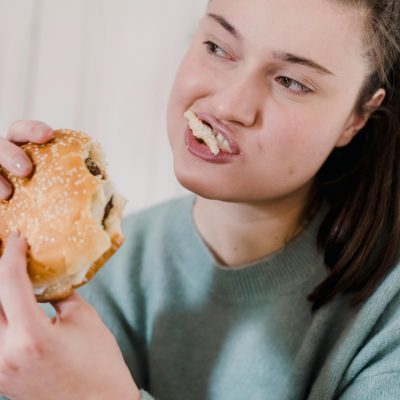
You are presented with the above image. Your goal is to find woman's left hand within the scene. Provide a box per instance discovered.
[0,232,140,400]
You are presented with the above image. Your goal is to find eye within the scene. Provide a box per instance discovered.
[203,40,230,59]
[276,76,313,95]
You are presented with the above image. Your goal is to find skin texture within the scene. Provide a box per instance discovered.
[0,232,140,400]
[167,0,385,266]
[0,0,387,397]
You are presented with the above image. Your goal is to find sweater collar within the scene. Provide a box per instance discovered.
[174,195,328,305]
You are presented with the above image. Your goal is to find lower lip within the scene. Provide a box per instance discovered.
[184,126,240,164]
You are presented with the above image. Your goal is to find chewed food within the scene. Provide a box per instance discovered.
[184,110,233,155]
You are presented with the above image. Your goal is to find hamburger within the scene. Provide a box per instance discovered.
[0,129,127,302]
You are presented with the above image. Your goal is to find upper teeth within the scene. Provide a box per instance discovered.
[184,110,232,155]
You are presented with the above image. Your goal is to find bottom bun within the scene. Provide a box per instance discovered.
[34,191,126,302]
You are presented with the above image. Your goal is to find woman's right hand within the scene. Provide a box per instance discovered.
[0,120,54,199]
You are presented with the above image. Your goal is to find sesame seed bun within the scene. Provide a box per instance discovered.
[0,129,127,302]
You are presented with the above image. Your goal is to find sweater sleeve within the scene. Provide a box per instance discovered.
[0,390,156,400]
[337,372,400,399]
[337,294,400,400]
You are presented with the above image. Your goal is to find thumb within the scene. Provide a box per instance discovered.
[1,231,28,265]
[0,231,42,328]
[51,290,90,319]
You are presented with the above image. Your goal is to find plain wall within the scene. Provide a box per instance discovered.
[0,0,208,214]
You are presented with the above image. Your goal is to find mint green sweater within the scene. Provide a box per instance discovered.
[4,195,400,399]
[77,195,400,399]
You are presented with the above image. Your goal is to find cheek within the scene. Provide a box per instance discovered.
[167,53,206,142]
[263,109,342,179]
[168,51,210,112]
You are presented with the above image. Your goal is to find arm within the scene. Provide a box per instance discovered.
[338,371,400,399]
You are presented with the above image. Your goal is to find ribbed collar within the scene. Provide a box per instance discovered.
[172,195,328,305]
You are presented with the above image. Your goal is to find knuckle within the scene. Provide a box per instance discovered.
[15,333,44,359]
[0,334,44,378]
[0,352,19,375]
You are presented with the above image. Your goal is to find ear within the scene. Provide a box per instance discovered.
[335,88,386,148]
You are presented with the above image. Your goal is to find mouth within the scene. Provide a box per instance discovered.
[183,110,240,155]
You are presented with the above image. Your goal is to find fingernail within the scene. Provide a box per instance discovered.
[0,184,12,199]
[34,123,52,139]
[10,231,25,242]
[36,123,49,132]
[12,154,32,175]
[8,231,19,241]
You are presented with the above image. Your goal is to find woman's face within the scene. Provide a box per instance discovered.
[167,0,369,204]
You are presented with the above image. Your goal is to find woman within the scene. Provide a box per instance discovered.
[0,0,399,398]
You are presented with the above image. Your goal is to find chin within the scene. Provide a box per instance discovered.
[173,162,248,203]
[175,163,221,199]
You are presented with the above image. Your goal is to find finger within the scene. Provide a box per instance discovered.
[0,137,33,177]
[0,303,7,327]
[51,291,99,326]
[51,291,87,319]
[0,174,12,200]
[0,232,39,329]
[6,120,54,145]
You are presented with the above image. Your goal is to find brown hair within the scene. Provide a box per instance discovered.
[308,1,400,311]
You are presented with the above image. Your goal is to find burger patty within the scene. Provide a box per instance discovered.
[102,197,113,227]
[85,157,113,226]
[85,157,104,178]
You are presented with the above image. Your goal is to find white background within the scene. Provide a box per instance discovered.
[0,0,208,214]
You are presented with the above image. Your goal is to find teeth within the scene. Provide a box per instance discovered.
[184,110,232,155]
[215,132,232,153]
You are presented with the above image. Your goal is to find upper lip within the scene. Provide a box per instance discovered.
[195,112,240,155]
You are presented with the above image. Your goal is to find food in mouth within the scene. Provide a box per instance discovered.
[184,110,232,155]
[0,130,127,302]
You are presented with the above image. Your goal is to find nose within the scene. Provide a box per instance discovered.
[210,72,262,127]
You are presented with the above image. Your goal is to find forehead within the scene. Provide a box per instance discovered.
[206,0,367,77]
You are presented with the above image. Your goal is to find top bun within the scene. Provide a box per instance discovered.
[0,129,127,302]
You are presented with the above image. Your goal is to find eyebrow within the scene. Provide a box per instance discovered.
[207,13,242,40]
[272,50,335,76]
[207,13,335,77]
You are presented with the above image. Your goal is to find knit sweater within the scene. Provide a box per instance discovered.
[80,194,400,399]
[4,194,400,399]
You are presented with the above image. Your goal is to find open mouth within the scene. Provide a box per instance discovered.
[184,110,232,155]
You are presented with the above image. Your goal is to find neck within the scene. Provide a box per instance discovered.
[192,187,313,267]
